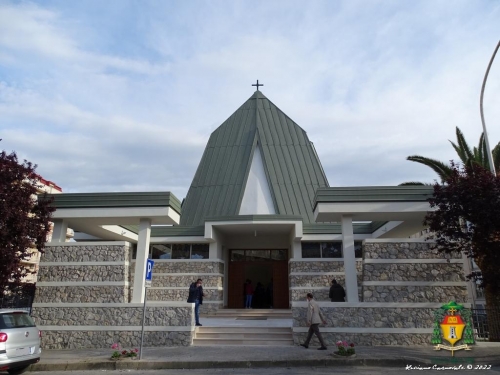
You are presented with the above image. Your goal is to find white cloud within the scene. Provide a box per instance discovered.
[0,0,499,200]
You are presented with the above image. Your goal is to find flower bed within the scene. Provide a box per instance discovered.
[334,340,355,356]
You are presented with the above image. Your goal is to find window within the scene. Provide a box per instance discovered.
[301,242,321,258]
[151,244,172,259]
[354,241,363,258]
[0,312,36,329]
[149,244,209,260]
[321,242,342,258]
[191,244,209,259]
[302,241,363,258]
[229,249,288,261]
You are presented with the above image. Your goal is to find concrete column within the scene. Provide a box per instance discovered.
[291,240,302,259]
[132,218,152,303]
[341,215,359,302]
[51,219,68,243]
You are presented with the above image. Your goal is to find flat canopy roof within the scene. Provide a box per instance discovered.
[313,186,434,237]
[42,192,181,241]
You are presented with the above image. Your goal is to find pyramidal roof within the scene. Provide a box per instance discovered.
[180,90,329,226]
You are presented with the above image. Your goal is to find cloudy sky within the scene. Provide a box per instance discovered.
[1,0,499,200]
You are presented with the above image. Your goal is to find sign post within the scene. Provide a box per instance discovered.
[139,259,154,360]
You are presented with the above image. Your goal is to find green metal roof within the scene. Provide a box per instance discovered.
[181,91,329,226]
[204,214,304,222]
[122,221,381,237]
[313,186,434,210]
[303,221,386,235]
[44,192,182,215]
[121,225,204,237]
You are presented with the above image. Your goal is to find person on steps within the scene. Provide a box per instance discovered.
[187,278,205,326]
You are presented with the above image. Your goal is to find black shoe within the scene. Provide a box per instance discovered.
[196,323,202,326]
[300,344,308,349]
[318,347,327,350]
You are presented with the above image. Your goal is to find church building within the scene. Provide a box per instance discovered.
[31,88,472,348]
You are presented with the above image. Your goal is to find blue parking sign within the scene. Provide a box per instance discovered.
[145,259,154,287]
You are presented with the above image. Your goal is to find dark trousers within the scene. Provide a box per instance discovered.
[304,324,327,347]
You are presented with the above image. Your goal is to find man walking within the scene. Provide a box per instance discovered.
[329,279,346,302]
[300,293,327,350]
[187,278,205,326]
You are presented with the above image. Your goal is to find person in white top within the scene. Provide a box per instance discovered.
[300,293,327,350]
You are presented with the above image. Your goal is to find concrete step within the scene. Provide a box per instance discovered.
[202,309,292,319]
[193,326,293,346]
[193,338,294,346]
[197,327,291,334]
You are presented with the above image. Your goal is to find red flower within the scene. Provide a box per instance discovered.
[121,350,128,355]
[350,343,355,347]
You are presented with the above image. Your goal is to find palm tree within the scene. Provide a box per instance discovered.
[403,127,500,184]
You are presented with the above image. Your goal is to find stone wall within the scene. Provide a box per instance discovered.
[40,330,192,349]
[360,241,468,303]
[35,286,128,303]
[289,258,362,302]
[291,240,469,346]
[362,285,468,303]
[362,263,465,282]
[131,260,224,314]
[37,243,130,303]
[32,305,194,349]
[363,241,460,260]
[292,304,437,346]
[41,244,128,262]
[33,242,196,349]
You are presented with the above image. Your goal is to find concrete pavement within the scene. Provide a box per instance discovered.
[29,342,500,371]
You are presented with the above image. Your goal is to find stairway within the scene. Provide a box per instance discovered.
[193,309,293,346]
[202,308,292,319]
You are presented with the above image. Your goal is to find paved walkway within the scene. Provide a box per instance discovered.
[28,319,500,371]
[31,342,500,371]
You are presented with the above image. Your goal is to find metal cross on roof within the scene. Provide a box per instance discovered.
[252,80,264,91]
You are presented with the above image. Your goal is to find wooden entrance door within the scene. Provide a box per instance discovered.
[228,262,245,308]
[272,261,289,309]
[227,249,289,309]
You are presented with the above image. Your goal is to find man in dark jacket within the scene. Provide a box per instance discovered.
[187,278,205,326]
[329,279,346,302]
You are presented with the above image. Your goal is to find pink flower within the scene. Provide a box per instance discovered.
[111,343,119,349]
[133,348,139,353]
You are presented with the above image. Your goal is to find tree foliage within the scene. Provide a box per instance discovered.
[0,146,54,295]
[404,127,500,184]
[424,162,500,340]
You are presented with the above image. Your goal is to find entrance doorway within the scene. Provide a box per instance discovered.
[227,249,289,309]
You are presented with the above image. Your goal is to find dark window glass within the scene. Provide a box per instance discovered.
[302,242,321,258]
[191,244,209,259]
[172,244,190,259]
[231,250,245,261]
[150,244,172,259]
[321,242,342,258]
[131,245,137,260]
[271,249,287,260]
[0,313,36,329]
[247,250,271,261]
[354,241,363,258]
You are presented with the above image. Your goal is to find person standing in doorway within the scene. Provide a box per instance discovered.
[245,279,254,308]
[329,279,346,302]
[300,293,327,350]
[187,278,205,326]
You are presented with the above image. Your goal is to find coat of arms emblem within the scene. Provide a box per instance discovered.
[431,301,475,356]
